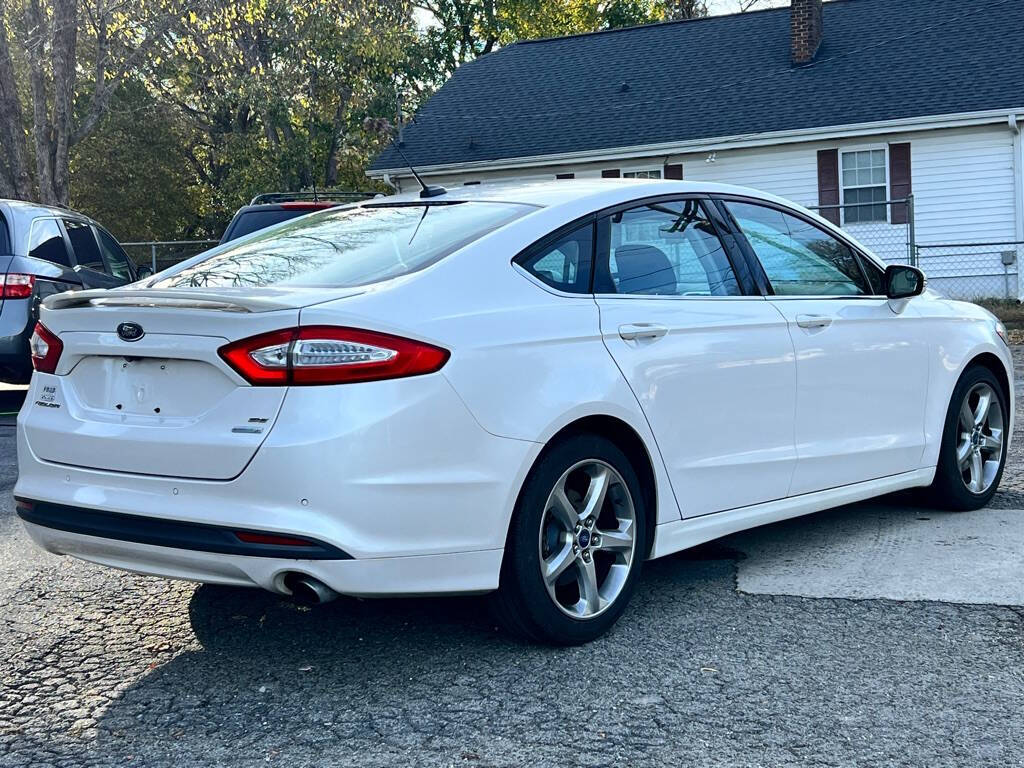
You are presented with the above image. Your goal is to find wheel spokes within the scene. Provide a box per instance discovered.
[543,541,575,585]
[594,522,633,554]
[956,438,973,470]
[969,450,984,493]
[579,466,610,523]
[973,389,992,427]
[575,556,602,615]
[548,485,578,532]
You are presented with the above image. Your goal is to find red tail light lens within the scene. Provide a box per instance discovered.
[2,273,35,299]
[219,326,450,386]
[30,322,63,374]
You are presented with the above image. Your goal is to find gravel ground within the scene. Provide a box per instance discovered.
[2,353,1024,768]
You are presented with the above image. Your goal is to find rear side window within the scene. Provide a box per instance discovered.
[64,219,104,270]
[597,199,741,296]
[27,219,71,266]
[154,202,534,289]
[517,223,593,293]
[96,228,134,281]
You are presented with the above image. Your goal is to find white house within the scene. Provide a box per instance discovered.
[369,0,1024,299]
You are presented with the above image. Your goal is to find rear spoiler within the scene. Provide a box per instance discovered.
[43,288,265,313]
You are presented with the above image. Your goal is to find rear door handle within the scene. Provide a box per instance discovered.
[795,314,833,330]
[618,323,668,341]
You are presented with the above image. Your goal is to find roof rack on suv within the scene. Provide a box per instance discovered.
[248,190,376,206]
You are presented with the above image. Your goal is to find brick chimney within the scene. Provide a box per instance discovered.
[791,0,824,65]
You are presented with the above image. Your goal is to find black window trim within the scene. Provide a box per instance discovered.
[712,194,887,300]
[512,193,760,299]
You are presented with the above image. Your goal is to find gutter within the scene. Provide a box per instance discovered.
[368,107,1024,179]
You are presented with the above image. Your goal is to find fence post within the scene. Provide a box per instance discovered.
[906,194,916,267]
[151,244,157,274]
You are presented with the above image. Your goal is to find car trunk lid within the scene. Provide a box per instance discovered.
[23,297,311,480]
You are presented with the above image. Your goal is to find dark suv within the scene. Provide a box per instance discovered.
[220,191,375,243]
[0,200,137,383]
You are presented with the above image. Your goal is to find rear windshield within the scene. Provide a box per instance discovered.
[223,208,316,242]
[155,201,534,289]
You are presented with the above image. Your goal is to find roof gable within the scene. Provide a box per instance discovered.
[371,0,1024,172]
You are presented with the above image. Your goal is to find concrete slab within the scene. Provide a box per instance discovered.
[727,500,1024,605]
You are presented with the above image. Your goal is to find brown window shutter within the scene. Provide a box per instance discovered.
[664,163,683,180]
[601,169,620,178]
[817,149,840,226]
[889,143,912,225]
[555,173,574,179]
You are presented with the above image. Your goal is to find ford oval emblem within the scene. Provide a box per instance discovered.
[117,322,145,342]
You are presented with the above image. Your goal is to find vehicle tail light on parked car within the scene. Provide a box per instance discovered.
[219,326,450,386]
[2,273,35,299]
[29,322,62,374]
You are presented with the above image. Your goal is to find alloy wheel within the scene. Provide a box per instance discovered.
[957,382,1004,494]
[537,459,637,619]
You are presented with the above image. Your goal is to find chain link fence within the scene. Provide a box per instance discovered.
[913,241,1021,301]
[811,197,1022,300]
[121,240,219,275]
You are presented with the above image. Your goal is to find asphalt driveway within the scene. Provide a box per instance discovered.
[2,353,1023,768]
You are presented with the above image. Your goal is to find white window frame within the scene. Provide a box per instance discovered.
[839,145,890,226]
[621,167,663,180]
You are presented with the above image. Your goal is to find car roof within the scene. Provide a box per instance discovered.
[0,198,97,226]
[374,178,798,210]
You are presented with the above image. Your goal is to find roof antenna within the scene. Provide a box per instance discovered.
[390,139,446,199]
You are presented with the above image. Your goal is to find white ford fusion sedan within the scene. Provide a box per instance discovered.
[15,180,1013,644]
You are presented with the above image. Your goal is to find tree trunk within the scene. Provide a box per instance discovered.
[50,0,78,204]
[0,11,34,199]
[25,0,56,203]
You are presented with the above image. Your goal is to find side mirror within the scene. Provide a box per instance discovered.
[885,264,925,300]
[137,265,154,279]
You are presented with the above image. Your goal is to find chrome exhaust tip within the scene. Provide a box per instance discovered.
[283,573,339,605]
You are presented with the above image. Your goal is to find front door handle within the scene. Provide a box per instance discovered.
[618,323,668,341]
[795,314,833,330]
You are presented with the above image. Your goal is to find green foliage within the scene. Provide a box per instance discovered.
[8,0,707,239]
[69,80,200,240]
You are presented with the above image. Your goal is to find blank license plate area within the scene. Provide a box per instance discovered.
[69,356,236,419]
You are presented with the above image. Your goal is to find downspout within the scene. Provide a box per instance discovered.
[1011,114,1024,302]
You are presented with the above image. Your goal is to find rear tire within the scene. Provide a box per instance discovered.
[928,365,1008,511]
[490,433,648,645]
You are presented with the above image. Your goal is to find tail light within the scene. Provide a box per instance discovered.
[2,273,35,298]
[219,326,450,386]
[30,322,63,374]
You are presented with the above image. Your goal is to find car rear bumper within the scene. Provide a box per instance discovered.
[20,518,504,596]
[15,372,541,595]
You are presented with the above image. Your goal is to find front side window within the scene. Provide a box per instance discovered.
[726,201,870,297]
[598,199,741,297]
[64,219,103,270]
[841,149,887,223]
[517,223,593,294]
[27,219,71,266]
[152,202,534,289]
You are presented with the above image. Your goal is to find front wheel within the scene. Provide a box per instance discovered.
[491,434,648,645]
[929,365,1008,511]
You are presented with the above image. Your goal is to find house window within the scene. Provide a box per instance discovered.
[622,169,662,179]
[841,149,887,224]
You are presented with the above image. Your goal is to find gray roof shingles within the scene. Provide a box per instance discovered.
[370,0,1024,171]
